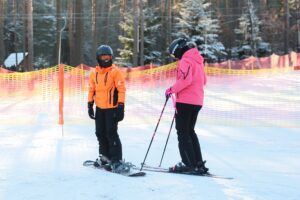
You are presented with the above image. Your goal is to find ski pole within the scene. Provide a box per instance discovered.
[158,113,175,167]
[140,96,169,171]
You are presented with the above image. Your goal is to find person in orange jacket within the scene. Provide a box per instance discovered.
[87,45,128,173]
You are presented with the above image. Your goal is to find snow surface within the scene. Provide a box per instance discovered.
[0,120,299,200]
[1,72,300,200]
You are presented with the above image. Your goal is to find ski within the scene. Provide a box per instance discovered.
[138,164,233,180]
[83,160,146,177]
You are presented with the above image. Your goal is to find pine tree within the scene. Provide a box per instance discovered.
[118,1,162,66]
[117,12,134,67]
[234,0,270,58]
[143,5,162,64]
[173,0,226,62]
[32,0,56,67]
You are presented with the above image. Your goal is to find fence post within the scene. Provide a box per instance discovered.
[58,64,64,127]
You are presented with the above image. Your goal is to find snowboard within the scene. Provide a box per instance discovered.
[83,160,146,177]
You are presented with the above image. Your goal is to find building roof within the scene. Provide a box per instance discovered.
[4,52,28,68]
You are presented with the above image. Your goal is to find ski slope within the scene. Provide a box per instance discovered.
[0,72,300,200]
[0,122,299,200]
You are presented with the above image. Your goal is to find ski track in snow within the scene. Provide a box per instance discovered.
[1,121,299,200]
[1,72,300,200]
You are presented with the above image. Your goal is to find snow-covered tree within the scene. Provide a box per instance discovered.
[173,0,227,62]
[143,6,161,64]
[33,1,56,67]
[117,12,134,67]
[234,0,270,58]
[118,1,162,66]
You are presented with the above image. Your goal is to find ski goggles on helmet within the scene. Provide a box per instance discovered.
[170,53,179,60]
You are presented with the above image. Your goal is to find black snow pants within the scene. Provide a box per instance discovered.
[95,107,122,162]
[175,102,204,167]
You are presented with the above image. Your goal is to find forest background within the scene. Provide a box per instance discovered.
[0,0,299,71]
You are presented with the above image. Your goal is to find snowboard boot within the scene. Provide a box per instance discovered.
[94,155,111,168]
[111,160,132,174]
[193,160,209,175]
[169,162,192,173]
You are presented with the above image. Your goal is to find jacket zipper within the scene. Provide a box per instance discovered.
[109,88,112,105]
[104,72,108,86]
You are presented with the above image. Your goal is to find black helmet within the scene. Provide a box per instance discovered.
[169,38,188,59]
[96,45,113,57]
[96,45,113,68]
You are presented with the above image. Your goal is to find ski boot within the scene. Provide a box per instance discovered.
[94,155,111,168]
[111,160,132,174]
[193,160,209,175]
[169,162,192,173]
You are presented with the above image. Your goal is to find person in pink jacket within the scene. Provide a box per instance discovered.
[165,38,209,175]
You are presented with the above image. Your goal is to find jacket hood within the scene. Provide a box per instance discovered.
[182,48,204,64]
[95,65,114,74]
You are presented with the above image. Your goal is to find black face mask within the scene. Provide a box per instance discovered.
[98,59,112,68]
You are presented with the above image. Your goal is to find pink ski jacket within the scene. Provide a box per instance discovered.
[170,48,207,106]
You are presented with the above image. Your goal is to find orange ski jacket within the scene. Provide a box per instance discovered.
[88,65,126,109]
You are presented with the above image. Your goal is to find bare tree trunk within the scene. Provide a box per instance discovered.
[25,0,34,71]
[216,0,220,7]
[22,2,27,71]
[67,0,74,65]
[12,0,19,70]
[227,0,236,48]
[0,0,5,65]
[284,0,290,53]
[133,0,139,66]
[72,0,84,66]
[160,0,168,64]
[98,1,105,45]
[297,0,300,51]
[260,0,267,8]
[173,0,178,5]
[139,0,144,66]
[91,0,97,66]
[119,0,127,36]
[214,0,221,15]
[166,0,172,62]
[225,0,229,16]
[248,0,255,56]
[104,0,112,44]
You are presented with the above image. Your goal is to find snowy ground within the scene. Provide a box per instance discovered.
[0,121,299,200]
[1,71,300,200]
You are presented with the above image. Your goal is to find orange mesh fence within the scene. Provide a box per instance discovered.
[0,66,59,125]
[208,52,300,70]
[0,52,300,128]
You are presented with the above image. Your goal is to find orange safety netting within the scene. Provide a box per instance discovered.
[0,53,300,128]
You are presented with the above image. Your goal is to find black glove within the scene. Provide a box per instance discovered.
[88,102,95,119]
[117,102,125,122]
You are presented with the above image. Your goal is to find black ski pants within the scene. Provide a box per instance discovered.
[95,107,122,162]
[175,102,204,167]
